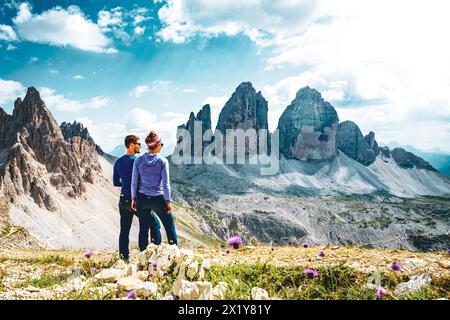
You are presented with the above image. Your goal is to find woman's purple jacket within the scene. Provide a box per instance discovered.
[131,153,171,202]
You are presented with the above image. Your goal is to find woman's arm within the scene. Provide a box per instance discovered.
[161,159,171,203]
[131,158,140,200]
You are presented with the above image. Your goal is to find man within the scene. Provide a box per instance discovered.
[113,135,142,261]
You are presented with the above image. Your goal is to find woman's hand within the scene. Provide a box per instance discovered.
[131,199,137,211]
[166,201,172,214]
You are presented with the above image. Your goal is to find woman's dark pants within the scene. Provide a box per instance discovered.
[136,192,178,247]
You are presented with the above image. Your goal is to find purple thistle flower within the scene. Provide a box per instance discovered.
[83,250,93,259]
[390,261,402,272]
[303,268,319,278]
[302,243,309,248]
[150,260,158,269]
[271,246,276,251]
[318,250,325,257]
[227,236,242,249]
[447,249,450,255]
[127,290,137,299]
[90,267,97,274]
[376,286,388,299]
[226,249,231,254]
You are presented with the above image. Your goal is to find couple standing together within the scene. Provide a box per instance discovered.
[113,131,178,261]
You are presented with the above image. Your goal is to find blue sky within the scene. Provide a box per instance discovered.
[1,0,450,153]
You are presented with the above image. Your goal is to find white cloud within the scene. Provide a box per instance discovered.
[13,3,116,53]
[129,85,152,98]
[0,78,25,105]
[261,65,450,150]
[29,56,39,63]
[97,6,151,44]
[155,0,317,44]
[129,81,170,98]
[72,74,84,80]
[76,116,126,152]
[40,87,112,112]
[49,69,59,74]
[98,8,124,29]
[6,44,17,50]
[134,26,145,36]
[0,24,18,41]
[124,107,187,148]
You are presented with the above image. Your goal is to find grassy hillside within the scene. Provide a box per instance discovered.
[0,245,448,300]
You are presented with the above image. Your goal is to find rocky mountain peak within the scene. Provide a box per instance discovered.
[216,82,268,133]
[278,86,339,160]
[0,87,103,211]
[60,121,94,145]
[295,86,323,102]
[11,87,62,143]
[391,148,437,172]
[177,104,213,155]
[336,121,377,166]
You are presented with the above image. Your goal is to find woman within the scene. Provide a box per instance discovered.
[131,131,178,249]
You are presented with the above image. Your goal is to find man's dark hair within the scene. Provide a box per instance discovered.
[124,135,139,148]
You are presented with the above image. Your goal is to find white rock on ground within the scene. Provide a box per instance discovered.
[186,261,199,280]
[112,259,128,270]
[201,259,211,271]
[212,282,228,300]
[94,268,124,283]
[136,282,158,298]
[138,252,148,270]
[196,281,213,300]
[89,286,111,296]
[176,256,194,280]
[136,271,149,281]
[145,243,181,273]
[126,264,138,277]
[116,276,143,291]
[172,279,199,300]
[251,287,269,300]
[394,273,432,295]
[172,279,213,300]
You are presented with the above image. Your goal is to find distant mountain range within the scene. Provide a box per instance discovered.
[1,85,449,251]
[380,141,450,176]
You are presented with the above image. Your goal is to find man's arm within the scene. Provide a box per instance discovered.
[113,162,122,187]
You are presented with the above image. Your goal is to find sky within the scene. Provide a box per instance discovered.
[1,0,450,154]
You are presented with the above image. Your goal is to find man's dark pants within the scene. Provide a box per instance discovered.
[118,195,136,260]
